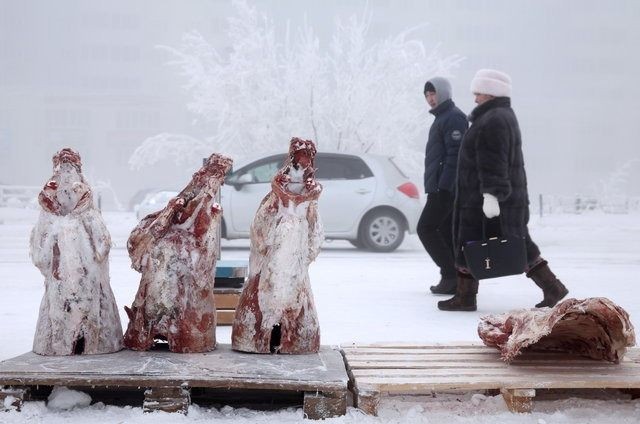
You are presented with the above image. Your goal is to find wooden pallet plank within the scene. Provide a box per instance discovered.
[343,358,618,368]
[143,386,190,414]
[214,293,240,309]
[343,348,630,358]
[351,366,638,377]
[0,345,348,393]
[341,353,625,363]
[354,370,640,381]
[354,375,640,392]
[343,354,636,363]
[216,309,236,325]
[345,360,616,369]
[347,361,508,369]
[501,388,535,413]
[212,287,243,295]
[343,354,500,362]
[342,342,483,349]
[303,391,347,420]
[353,389,380,416]
[344,346,640,361]
[342,347,494,355]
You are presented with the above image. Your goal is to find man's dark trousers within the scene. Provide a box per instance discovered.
[417,190,456,279]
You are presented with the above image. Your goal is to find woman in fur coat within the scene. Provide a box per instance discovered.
[439,70,569,312]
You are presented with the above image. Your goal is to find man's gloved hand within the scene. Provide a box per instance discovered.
[482,193,500,218]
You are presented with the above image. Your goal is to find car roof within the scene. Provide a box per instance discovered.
[231,150,393,170]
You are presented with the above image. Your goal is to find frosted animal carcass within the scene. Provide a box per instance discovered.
[30,148,123,355]
[232,138,323,354]
[123,153,232,353]
[478,297,636,363]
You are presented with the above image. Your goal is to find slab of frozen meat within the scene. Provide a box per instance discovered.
[31,148,123,355]
[232,138,323,354]
[123,153,232,353]
[478,297,636,363]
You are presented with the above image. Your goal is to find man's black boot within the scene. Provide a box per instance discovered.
[430,276,457,295]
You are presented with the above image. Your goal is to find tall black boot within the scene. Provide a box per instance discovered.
[527,260,569,308]
[437,273,478,311]
[430,276,457,295]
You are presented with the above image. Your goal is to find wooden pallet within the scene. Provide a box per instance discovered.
[0,344,348,419]
[341,343,640,414]
[214,259,247,325]
[214,288,241,325]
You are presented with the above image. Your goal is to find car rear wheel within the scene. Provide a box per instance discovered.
[359,210,405,252]
[348,239,367,249]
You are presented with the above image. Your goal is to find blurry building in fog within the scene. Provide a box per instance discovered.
[0,1,231,209]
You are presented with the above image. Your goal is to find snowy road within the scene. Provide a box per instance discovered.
[1,207,639,422]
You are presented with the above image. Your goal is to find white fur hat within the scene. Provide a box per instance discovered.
[470,69,512,97]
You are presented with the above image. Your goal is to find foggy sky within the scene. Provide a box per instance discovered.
[1,0,639,209]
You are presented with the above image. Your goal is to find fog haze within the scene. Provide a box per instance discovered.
[1,0,639,209]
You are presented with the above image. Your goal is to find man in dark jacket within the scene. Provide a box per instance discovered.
[438,69,568,311]
[417,77,468,294]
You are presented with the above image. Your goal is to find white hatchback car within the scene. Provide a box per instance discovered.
[223,152,421,252]
[134,190,180,221]
[134,152,422,252]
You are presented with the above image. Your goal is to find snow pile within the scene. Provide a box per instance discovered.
[3,395,18,411]
[47,386,92,411]
[2,210,640,421]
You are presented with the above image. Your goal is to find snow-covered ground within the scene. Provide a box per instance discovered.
[1,207,639,423]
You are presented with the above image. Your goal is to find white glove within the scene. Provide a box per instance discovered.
[482,193,500,218]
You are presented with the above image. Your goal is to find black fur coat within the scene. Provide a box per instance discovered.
[453,97,540,268]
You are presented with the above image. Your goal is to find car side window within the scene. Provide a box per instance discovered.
[315,156,373,180]
[227,156,285,184]
[250,161,281,183]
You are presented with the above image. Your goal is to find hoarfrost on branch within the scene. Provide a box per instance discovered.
[130,0,462,182]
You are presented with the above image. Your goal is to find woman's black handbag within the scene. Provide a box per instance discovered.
[462,218,527,280]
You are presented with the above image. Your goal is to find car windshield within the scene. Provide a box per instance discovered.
[251,161,281,183]
[228,155,286,184]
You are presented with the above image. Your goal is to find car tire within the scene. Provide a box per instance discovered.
[348,239,367,249]
[359,210,405,252]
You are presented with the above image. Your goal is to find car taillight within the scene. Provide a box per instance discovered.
[397,182,419,199]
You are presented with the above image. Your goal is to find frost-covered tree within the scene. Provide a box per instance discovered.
[129,0,462,178]
[596,158,638,213]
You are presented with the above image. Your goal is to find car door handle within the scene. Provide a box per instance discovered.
[355,189,372,195]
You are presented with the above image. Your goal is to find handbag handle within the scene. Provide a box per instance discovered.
[481,216,503,240]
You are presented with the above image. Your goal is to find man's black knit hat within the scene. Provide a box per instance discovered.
[424,81,436,93]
